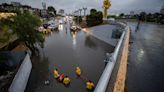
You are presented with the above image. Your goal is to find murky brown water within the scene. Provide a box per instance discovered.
[25,21,115,92]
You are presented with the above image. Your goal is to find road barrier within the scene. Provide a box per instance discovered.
[113,24,130,92]
[94,22,130,92]
[9,51,32,92]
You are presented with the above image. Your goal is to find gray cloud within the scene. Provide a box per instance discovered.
[0,0,164,14]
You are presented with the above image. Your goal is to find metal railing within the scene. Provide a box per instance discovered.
[94,23,129,92]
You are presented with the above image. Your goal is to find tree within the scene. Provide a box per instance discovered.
[107,15,116,19]
[90,9,97,15]
[11,12,44,53]
[152,13,160,23]
[96,11,103,23]
[47,6,56,16]
[119,13,124,18]
[160,4,164,14]
[146,13,153,22]
[86,9,103,27]
[139,12,146,21]
[0,16,15,43]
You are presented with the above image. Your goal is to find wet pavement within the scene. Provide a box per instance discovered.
[25,21,115,92]
[126,22,164,92]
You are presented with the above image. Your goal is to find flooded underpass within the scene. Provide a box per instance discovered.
[25,21,115,92]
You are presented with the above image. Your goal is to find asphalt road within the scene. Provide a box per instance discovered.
[25,20,115,92]
[126,22,164,92]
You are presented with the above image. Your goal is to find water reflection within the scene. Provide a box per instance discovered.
[26,20,115,92]
[58,24,64,31]
[25,55,50,92]
[136,48,144,64]
[85,36,97,49]
[70,31,77,48]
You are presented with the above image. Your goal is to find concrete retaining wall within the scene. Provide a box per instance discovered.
[94,23,130,92]
[113,25,130,92]
[9,53,32,92]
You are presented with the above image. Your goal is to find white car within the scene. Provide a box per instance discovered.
[48,23,58,30]
[48,20,58,30]
[59,19,65,24]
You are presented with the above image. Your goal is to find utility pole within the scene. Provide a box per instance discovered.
[77,10,80,25]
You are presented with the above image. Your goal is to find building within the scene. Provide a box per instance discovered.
[40,2,48,18]
[0,2,42,16]
[58,9,64,15]
[41,9,48,17]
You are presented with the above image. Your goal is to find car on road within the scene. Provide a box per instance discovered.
[48,20,58,30]
[70,25,80,31]
[59,19,65,24]
[48,23,58,30]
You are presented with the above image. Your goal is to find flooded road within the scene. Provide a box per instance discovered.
[25,21,115,92]
[127,22,164,92]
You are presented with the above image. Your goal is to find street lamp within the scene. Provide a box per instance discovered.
[83,7,87,17]
[79,9,82,17]
[75,10,80,25]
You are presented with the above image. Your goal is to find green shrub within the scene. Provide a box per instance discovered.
[86,9,103,27]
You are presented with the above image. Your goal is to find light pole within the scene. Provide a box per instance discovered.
[75,10,79,25]
[83,7,87,17]
[77,10,80,25]
[74,10,79,25]
[74,11,76,16]
[79,9,82,17]
[79,9,83,24]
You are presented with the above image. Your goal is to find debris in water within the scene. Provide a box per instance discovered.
[44,80,50,85]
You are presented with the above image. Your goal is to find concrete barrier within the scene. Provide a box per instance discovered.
[9,53,32,92]
[113,26,130,92]
[94,23,129,92]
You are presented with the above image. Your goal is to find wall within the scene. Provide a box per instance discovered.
[9,53,32,92]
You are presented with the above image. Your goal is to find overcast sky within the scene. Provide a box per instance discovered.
[0,0,164,14]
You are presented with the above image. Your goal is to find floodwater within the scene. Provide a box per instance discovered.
[25,21,115,92]
[127,22,164,92]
